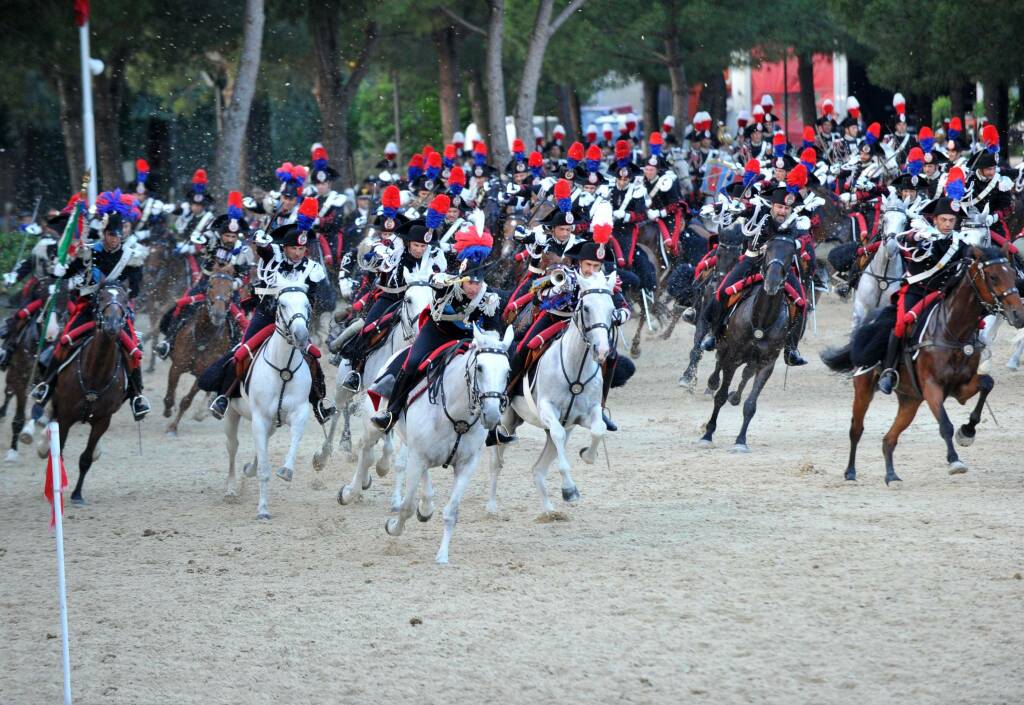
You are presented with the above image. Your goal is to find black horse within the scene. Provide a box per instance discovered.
[698,236,798,451]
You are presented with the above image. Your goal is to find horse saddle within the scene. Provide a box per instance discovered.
[724,281,800,323]
[367,340,472,411]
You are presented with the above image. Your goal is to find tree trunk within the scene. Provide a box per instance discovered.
[913,92,933,130]
[663,4,689,140]
[642,76,658,138]
[214,0,264,196]
[949,77,969,120]
[513,0,555,143]
[308,0,378,186]
[554,84,572,141]
[434,26,460,141]
[983,79,1009,149]
[485,0,510,167]
[568,87,583,140]
[467,67,488,137]
[92,47,129,191]
[55,73,83,193]
[796,51,817,128]
[706,69,727,125]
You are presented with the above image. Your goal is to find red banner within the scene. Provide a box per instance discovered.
[73,0,89,26]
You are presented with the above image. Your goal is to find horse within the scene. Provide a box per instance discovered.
[164,267,238,435]
[140,233,188,373]
[698,234,799,452]
[222,286,313,519]
[378,326,513,564]
[2,277,54,462]
[850,201,909,330]
[314,261,435,505]
[677,223,744,389]
[487,271,617,515]
[36,284,133,504]
[823,247,1024,483]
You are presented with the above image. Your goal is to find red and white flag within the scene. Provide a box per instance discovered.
[73,0,89,26]
[44,454,69,529]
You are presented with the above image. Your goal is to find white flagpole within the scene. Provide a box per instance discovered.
[79,22,97,205]
[47,421,73,705]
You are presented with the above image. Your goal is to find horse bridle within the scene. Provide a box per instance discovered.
[574,287,614,349]
[94,284,128,332]
[275,285,311,346]
[968,255,1019,316]
[761,236,798,288]
[436,343,509,468]
[400,280,432,338]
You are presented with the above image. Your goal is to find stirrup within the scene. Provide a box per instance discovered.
[210,394,229,420]
[700,333,717,352]
[681,307,697,324]
[155,340,171,359]
[341,370,361,393]
[602,408,618,432]
[30,382,50,403]
[877,368,899,394]
[131,395,151,420]
[370,411,394,431]
[313,400,337,425]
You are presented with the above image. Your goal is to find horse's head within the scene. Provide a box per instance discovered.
[401,261,435,338]
[276,286,311,350]
[575,270,616,364]
[761,236,798,296]
[881,206,908,238]
[471,325,513,429]
[94,284,128,337]
[968,246,1024,328]
[206,265,235,328]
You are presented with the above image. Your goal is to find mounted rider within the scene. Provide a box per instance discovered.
[127,158,171,244]
[369,220,502,432]
[205,196,336,423]
[963,124,1015,248]
[308,145,349,270]
[172,169,216,285]
[31,190,150,420]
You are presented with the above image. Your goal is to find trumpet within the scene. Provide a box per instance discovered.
[530,266,570,292]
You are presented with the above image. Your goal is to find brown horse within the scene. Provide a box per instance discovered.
[2,277,54,461]
[164,266,238,435]
[140,234,188,373]
[47,283,133,503]
[823,247,1024,484]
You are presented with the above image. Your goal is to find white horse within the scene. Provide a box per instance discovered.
[960,204,1004,371]
[488,271,617,515]
[314,261,434,495]
[379,326,513,564]
[223,286,312,519]
[851,201,908,329]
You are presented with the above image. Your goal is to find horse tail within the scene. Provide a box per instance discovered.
[820,344,854,373]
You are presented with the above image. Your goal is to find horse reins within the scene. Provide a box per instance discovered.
[559,287,612,425]
[263,285,311,427]
[433,345,509,468]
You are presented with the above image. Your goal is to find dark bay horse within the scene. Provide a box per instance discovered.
[164,266,238,435]
[48,284,133,503]
[698,236,799,451]
[822,246,1024,484]
[141,233,188,373]
[2,276,54,461]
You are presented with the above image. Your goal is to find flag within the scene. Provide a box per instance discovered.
[45,454,69,530]
[56,200,82,264]
[73,0,89,26]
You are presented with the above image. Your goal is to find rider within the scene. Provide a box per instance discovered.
[369,223,502,432]
[700,186,810,366]
[31,191,151,420]
[309,146,348,267]
[172,169,216,285]
[206,196,336,423]
[875,175,970,393]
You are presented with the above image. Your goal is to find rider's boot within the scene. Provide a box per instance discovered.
[784,308,809,366]
[681,306,697,324]
[877,332,900,395]
[370,366,414,432]
[701,298,726,351]
[308,356,337,425]
[209,363,238,420]
[600,358,618,431]
[30,352,60,404]
[128,368,151,420]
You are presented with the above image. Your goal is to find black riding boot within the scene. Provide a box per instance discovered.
[701,298,726,351]
[877,332,900,394]
[600,357,618,431]
[30,351,60,404]
[209,361,237,419]
[784,309,809,366]
[128,368,151,420]
[370,367,415,432]
[307,356,337,424]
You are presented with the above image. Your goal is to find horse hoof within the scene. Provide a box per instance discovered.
[71,496,85,506]
[223,491,240,504]
[340,439,353,454]
[162,408,172,418]
[729,443,750,454]
[242,462,256,478]
[165,429,177,438]
[35,442,49,459]
[257,511,271,521]
[362,475,373,491]
[375,464,389,479]
[416,507,433,523]
[435,553,449,565]
[18,431,33,446]
[275,466,293,482]
[955,427,975,448]
[338,486,355,505]
[696,438,713,448]
[1007,360,1020,371]
[384,518,401,536]
[844,468,857,482]
[311,454,324,473]
[727,392,741,406]
[948,460,968,475]
[3,449,18,464]
[884,474,902,487]
[561,486,580,503]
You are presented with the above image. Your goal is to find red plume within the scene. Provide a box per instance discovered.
[422,145,435,156]
[947,166,965,183]
[312,146,328,162]
[982,124,999,147]
[528,151,543,168]
[567,142,584,161]
[429,194,451,213]
[193,169,207,185]
[772,132,786,146]
[614,140,630,160]
[649,131,663,146]
[474,141,488,155]
[800,147,816,164]
[409,154,424,168]
[867,122,881,140]
[592,222,612,245]
[602,126,613,139]
[135,159,149,173]
[918,126,933,140]
[907,147,924,162]
[444,144,456,160]
[512,138,525,153]
[803,126,815,142]
[744,159,761,174]
[227,191,243,210]
[787,164,808,189]
[448,166,466,185]
[949,117,962,132]
[585,144,602,161]
[382,185,401,210]
[454,224,494,251]
[554,179,572,200]
[298,196,319,220]
[822,99,834,116]
[427,151,442,169]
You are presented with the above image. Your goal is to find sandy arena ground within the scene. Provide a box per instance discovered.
[1,296,1022,705]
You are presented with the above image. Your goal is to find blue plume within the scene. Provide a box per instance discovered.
[228,204,243,220]
[650,143,662,156]
[946,178,965,201]
[449,183,463,197]
[586,159,600,172]
[474,152,486,166]
[530,166,543,178]
[296,212,315,232]
[426,208,444,229]
[907,160,923,176]
[567,158,579,170]
[773,143,785,158]
[457,244,491,264]
[407,166,422,181]
[557,197,572,213]
[426,165,440,180]
[312,157,328,171]
[921,137,934,152]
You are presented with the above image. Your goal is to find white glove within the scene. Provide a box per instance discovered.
[355,215,367,228]
[232,278,242,290]
[2,272,17,286]
[647,209,662,220]
[135,229,150,241]
[253,229,272,246]
[613,209,626,222]
[578,192,595,208]
[52,263,67,277]
[24,223,42,236]
[242,196,257,210]
[179,201,189,213]
[506,182,519,196]
[986,213,999,226]
[839,192,854,205]
[540,176,556,192]
[190,232,208,245]
[998,176,1013,193]
[162,202,177,214]
[795,216,811,230]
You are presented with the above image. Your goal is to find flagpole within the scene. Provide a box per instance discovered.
[48,421,73,705]
[79,21,97,204]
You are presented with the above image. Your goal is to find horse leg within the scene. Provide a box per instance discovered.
[340,402,354,456]
[699,363,736,446]
[274,405,309,483]
[338,418,380,505]
[389,442,408,513]
[6,390,26,462]
[733,363,776,452]
[920,379,965,473]
[71,416,110,504]
[630,308,644,358]
[436,453,481,565]
[660,306,685,340]
[1006,329,1024,370]
[377,427,395,477]
[417,465,435,522]
[251,413,274,520]
[727,363,756,407]
[487,444,506,515]
[844,375,876,481]
[313,386,350,472]
[539,402,578,503]
[163,361,182,419]
[384,451,426,537]
[881,395,922,485]
[679,325,705,388]
[705,360,722,395]
[0,389,13,419]
[224,406,241,499]
[168,379,199,436]
[954,374,993,449]
[579,403,606,465]
[192,393,212,422]
[531,434,559,514]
